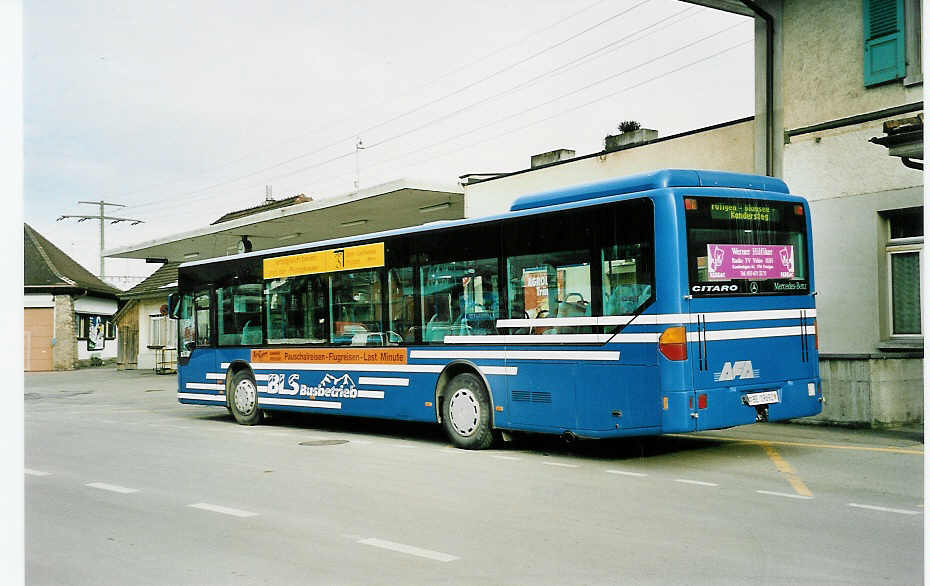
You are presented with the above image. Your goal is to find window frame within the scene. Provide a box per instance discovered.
[882,207,923,340]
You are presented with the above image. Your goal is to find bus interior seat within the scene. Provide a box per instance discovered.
[240,321,262,345]
[606,283,652,315]
[554,293,589,333]
[424,314,451,342]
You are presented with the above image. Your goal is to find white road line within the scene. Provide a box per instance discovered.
[357,538,458,562]
[756,490,814,500]
[187,503,258,518]
[25,469,50,477]
[848,503,921,515]
[674,479,719,487]
[605,469,648,477]
[543,462,579,468]
[491,455,521,461]
[85,482,140,494]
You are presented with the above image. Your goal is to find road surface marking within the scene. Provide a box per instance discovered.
[848,503,921,515]
[674,478,719,487]
[756,490,814,500]
[350,439,373,445]
[605,470,648,477]
[390,444,416,449]
[24,469,50,476]
[543,462,579,468]
[667,433,922,455]
[491,455,521,461]
[357,538,458,562]
[85,482,140,494]
[760,442,813,498]
[187,503,258,518]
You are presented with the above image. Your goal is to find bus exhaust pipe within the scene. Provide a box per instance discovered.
[562,431,577,444]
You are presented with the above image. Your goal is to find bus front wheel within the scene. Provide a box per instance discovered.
[441,373,493,450]
[229,370,263,426]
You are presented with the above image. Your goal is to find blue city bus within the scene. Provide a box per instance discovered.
[171,169,821,449]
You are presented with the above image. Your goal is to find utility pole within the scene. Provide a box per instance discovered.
[57,201,144,280]
[354,137,365,192]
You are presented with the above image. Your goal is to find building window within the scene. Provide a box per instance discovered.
[76,314,116,349]
[863,0,907,86]
[885,207,922,337]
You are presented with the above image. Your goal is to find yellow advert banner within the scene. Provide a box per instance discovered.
[251,348,407,365]
[263,242,385,279]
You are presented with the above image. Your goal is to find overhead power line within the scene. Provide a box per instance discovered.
[120,1,654,213]
[109,0,614,205]
[142,35,753,223]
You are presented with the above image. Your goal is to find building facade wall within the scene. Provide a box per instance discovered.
[465,120,755,217]
[779,0,924,425]
[781,0,922,130]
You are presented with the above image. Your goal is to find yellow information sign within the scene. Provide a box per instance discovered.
[263,242,385,279]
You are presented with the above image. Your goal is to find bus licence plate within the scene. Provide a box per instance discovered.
[745,390,779,406]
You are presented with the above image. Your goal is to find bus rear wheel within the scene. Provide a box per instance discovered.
[229,370,263,426]
[441,373,493,450]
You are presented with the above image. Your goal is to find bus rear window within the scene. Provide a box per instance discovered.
[685,197,809,296]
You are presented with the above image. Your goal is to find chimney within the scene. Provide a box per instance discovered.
[604,128,658,152]
[530,148,576,169]
[264,185,274,204]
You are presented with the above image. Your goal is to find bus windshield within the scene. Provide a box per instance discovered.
[685,196,810,296]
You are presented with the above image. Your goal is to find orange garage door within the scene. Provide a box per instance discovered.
[25,308,53,371]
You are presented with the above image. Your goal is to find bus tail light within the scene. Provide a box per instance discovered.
[697,393,708,409]
[659,326,688,361]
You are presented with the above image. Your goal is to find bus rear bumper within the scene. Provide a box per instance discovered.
[695,379,823,431]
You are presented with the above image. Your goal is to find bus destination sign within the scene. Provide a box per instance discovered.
[709,202,781,222]
[264,242,385,279]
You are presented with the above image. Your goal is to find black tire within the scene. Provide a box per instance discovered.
[441,372,494,450]
[228,370,263,426]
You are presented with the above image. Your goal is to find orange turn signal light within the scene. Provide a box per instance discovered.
[659,326,688,361]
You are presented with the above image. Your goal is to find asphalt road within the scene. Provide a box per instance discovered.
[25,367,924,585]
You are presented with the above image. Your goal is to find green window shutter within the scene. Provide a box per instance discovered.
[863,0,906,86]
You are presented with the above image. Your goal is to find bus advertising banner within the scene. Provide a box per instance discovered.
[707,244,794,281]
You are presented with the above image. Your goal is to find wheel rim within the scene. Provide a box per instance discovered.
[449,388,480,436]
[234,379,257,415]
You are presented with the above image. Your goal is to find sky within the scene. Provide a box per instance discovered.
[22,0,755,286]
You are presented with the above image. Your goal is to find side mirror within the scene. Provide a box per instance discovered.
[184,340,197,352]
[168,293,181,319]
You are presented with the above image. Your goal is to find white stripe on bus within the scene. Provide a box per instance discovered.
[444,334,613,344]
[185,382,225,391]
[178,392,226,402]
[205,373,226,380]
[357,390,385,399]
[687,325,815,342]
[358,377,409,386]
[249,363,517,376]
[258,397,342,409]
[220,362,230,369]
[496,308,817,328]
[409,350,619,361]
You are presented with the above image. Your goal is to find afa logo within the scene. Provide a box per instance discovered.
[714,360,760,382]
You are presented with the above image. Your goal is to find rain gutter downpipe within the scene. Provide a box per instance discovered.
[741,0,775,176]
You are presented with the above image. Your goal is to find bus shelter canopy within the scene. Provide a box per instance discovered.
[104,179,464,263]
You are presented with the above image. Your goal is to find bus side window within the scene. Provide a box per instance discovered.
[193,290,211,347]
[601,200,655,316]
[388,268,416,344]
[178,292,194,358]
[331,269,383,346]
[217,283,263,346]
